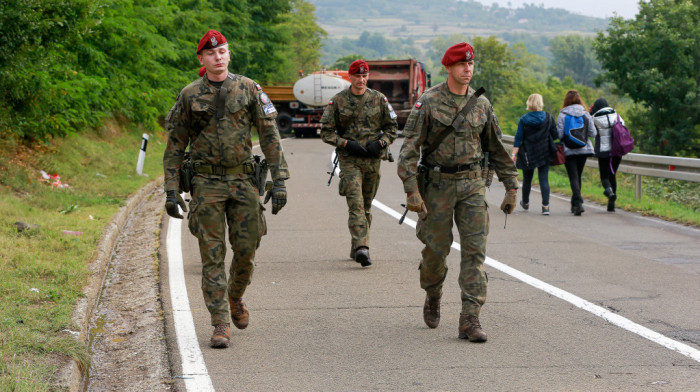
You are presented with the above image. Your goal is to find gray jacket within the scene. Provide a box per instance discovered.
[556,104,596,156]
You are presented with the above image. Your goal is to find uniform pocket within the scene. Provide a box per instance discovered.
[338,112,353,128]
[367,104,382,122]
[431,106,454,127]
[338,175,348,196]
[226,96,249,114]
[191,99,214,129]
[257,202,267,245]
[467,107,487,129]
[186,198,200,237]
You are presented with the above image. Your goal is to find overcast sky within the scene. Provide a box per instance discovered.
[475,0,643,19]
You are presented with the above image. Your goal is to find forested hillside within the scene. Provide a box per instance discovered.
[0,0,695,156]
[0,0,325,142]
[310,0,608,64]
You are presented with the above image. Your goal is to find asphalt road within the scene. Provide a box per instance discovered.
[161,138,700,391]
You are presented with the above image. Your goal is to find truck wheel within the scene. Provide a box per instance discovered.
[276,112,293,134]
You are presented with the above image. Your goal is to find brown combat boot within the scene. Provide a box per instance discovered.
[423,295,441,329]
[458,314,487,342]
[210,323,231,348]
[229,297,249,330]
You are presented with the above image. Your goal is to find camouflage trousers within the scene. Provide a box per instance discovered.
[416,172,489,317]
[187,175,266,325]
[338,157,381,250]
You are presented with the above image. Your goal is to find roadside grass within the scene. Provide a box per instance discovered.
[523,165,700,226]
[0,122,166,391]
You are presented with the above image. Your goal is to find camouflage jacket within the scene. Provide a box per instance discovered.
[163,73,289,192]
[397,83,518,194]
[320,88,398,159]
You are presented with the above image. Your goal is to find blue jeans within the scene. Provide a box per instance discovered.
[521,165,550,206]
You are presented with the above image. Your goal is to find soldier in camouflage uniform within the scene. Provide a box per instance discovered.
[321,59,398,267]
[163,30,289,349]
[397,43,518,342]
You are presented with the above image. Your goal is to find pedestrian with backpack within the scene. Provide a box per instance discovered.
[557,90,596,216]
[511,94,558,215]
[590,97,631,212]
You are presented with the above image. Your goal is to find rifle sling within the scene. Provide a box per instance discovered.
[421,87,485,159]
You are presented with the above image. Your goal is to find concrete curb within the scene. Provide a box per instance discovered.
[57,176,164,392]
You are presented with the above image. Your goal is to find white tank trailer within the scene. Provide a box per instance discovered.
[292,73,350,107]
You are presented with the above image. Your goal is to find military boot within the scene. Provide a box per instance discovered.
[354,247,371,267]
[423,295,441,329]
[229,297,249,330]
[210,323,231,348]
[458,314,487,342]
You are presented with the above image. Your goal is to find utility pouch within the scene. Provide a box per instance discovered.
[253,155,269,197]
[481,152,493,188]
[417,164,428,198]
[179,152,194,193]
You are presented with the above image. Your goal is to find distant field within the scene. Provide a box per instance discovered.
[319,19,596,44]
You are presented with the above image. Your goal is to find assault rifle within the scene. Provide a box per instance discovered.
[327,153,339,186]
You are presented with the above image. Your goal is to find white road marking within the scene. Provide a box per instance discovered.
[167,216,216,391]
[371,199,700,363]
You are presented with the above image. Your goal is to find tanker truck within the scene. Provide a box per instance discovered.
[264,59,430,138]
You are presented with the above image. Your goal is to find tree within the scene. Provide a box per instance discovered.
[470,36,520,104]
[549,34,601,87]
[331,54,364,70]
[594,0,699,156]
[275,0,327,81]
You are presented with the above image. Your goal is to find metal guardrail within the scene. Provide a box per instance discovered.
[501,135,700,199]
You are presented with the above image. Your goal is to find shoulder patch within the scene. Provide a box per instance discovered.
[255,83,262,91]
[328,100,333,105]
[388,103,397,119]
[383,97,388,102]
[415,101,423,109]
[260,92,270,104]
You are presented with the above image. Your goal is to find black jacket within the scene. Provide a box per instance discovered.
[515,112,558,170]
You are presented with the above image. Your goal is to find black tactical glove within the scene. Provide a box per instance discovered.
[343,140,370,158]
[165,190,187,219]
[264,179,287,215]
[365,139,386,158]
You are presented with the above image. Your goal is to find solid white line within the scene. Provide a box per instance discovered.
[167,216,216,391]
[370,198,700,363]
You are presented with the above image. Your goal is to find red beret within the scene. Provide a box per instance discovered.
[197,30,227,54]
[441,42,475,66]
[348,60,369,75]
[198,66,206,77]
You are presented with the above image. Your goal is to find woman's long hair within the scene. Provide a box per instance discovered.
[562,89,586,109]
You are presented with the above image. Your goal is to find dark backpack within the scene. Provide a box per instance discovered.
[562,114,588,149]
[610,114,634,157]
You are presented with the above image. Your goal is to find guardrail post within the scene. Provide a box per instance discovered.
[635,174,642,200]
